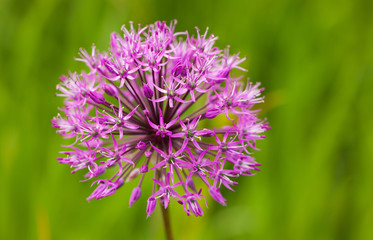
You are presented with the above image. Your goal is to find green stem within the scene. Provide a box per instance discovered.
[160,206,174,240]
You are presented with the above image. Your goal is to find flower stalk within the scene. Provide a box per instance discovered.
[161,205,173,240]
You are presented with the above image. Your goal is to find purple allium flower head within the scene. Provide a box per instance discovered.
[53,20,270,217]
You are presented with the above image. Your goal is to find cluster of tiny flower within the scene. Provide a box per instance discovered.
[52,20,270,217]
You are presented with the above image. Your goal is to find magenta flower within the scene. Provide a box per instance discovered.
[52,20,270,220]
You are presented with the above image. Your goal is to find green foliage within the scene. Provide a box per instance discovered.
[1,0,372,239]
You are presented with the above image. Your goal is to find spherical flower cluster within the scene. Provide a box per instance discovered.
[52,20,270,217]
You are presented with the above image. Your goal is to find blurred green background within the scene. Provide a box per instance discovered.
[1,0,372,239]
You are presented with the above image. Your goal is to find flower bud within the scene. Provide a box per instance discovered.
[116,178,124,188]
[143,84,153,98]
[186,178,197,192]
[84,165,105,179]
[145,150,152,158]
[143,109,150,116]
[95,166,106,176]
[129,187,141,207]
[205,108,221,119]
[102,83,118,97]
[126,168,140,182]
[146,197,157,218]
[59,75,68,81]
[87,91,106,104]
[136,141,146,150]
[140,165,148,173]
[208,187,226,206]
[102,58,116,74]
